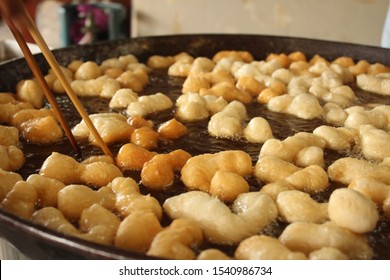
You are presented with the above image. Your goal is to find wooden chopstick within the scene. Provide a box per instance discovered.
[3,14,81,157]
[13,7,113,158]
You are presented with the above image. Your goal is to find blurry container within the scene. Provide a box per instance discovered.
[59,3,128,47]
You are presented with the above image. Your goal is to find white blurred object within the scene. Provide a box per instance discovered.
[0,39,41,63]
[381,2,390,48]
[132,0,388,47]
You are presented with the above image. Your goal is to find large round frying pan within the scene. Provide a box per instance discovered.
[0,34,390,260]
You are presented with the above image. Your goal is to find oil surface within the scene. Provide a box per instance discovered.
[18,69,390,259]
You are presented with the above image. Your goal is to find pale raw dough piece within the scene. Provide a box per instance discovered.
[235,235,307,260]
[72,113,133,145]
[243,117,273,143]
[348,177,390,206]
[108,89,139,109]
[313,125,358,151]
[147,219,203,260]
[163,191,277,245]
[181,150,252,193]
[357,73,390,96]
[328,188,379,233]
[0,125,19,146]
[16,79,45,109]
[71,76,120,98]
[126,93,173,117]
[276,190,328,223]
[259,132,326,163]
[208,101,247,138]
[358,125,390,161]
[175,92,210,121]
[0,168,23,201]
[279,221,373,259]
[0,145,25,172]
[328,157,390,185]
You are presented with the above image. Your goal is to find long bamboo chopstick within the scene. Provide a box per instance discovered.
[3,14,81,156]
[12,7,113,158]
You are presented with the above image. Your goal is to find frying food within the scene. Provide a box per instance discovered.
[1,46,390,260]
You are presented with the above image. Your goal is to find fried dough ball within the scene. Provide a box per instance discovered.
[141,150,192,190]
[323,102,348,126]
[344,105,390,130]
[267,93,324,120]
[147,55,176,69]
[141,154,174,190]
[197,249,232,260]
[254,156,300,183]
[147,219,204,260]
[57,184,115,220]
[80,161,123,187]
[357,74,390,96]
[181,150,252,194]
[116,69,149,92]
[175,92,209,121]
[72,113,133,145]
[1,181,37,219]
[108,88,139,109]
[279,222,373,260]
[294,146,325,168]
[127,115,154,129]
[328,188,379,233]
[71,76,120,98]
[79,203,120,245]
[131,127,159,150]
[32,207,79,235]
[116,143,157,171]
[243,117,273,143]
[358,125,390,161]
[349,60,370,76]
[309,247,349,260]
[235,235,307,260]
[158,118,188,140]
[0,145,25,171]
[0,98,33,124]
[259,132,326,163]
[189,57,215,75]
[169,149,192,171]
[0,125,19,146]
[164,191,277,245]
[208,101,247,139]
[259,181,294,201]
[209,170,250,202]
[126,92,173,117]
[276,190,328,223]
[328,157,390,185]
[11,108,64,145]
[0,169,23,201]
[348,178,390,206]
[384,195,390,219]
[212,50,254,63]
[39,152,83,184]
[26,174,65,207]
[313,125,358,151]
[16,79,45,108]
[182,74,211,94]
[108,177,162,219]
[254,156,328,193]
[115,211,163,252]
[200,81,252,104]
[19,116,64,145]
[74,61,102,80]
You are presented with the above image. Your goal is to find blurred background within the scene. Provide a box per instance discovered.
[0,0,388,50]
